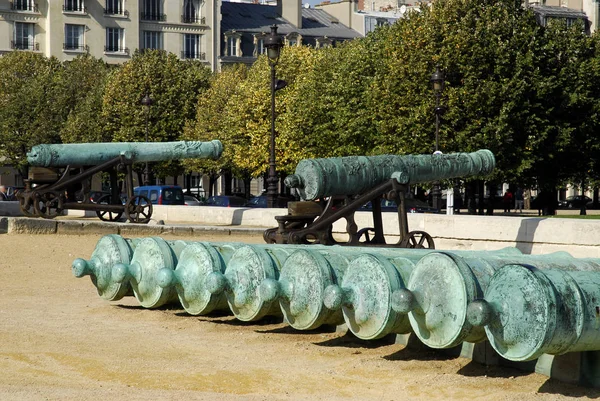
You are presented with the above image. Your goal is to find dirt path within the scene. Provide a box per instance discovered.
[0,232,598,401]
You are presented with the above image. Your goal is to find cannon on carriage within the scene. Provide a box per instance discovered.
[19,140,223,223]
[264,149,495,248]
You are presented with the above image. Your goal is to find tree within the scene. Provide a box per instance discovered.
[54,54,113,143]
[102,50,211,181]
[0,52,63,177]
[182,64,249,196]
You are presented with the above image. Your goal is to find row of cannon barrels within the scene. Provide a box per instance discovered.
[73,235,600,363]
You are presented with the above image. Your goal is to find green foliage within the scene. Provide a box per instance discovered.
[0,52,63,175]
[102,50,212,177]
[55,54,112,143]
[182,64,249,177]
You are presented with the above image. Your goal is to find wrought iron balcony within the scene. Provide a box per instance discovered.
[104,46,129,54]
[10,1,38,12]
[181,51,206,60]
[63,43,89,52]
[11,40,39,51]
[181,15,205,24]
[63,4,87,13]
[104,8,129,17]
[140,13,166,21]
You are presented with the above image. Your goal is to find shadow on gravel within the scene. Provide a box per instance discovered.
[173,309,231,318]
[314,332,395,349]
[457,360,532,378]
[197,315,284,326]
[114,304,184,312]
[256,325,338,335]
[538,379,600,397]
[384,346,460,362]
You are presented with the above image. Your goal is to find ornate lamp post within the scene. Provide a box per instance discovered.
[141,94,153,186]
[264,25,285,208]
[430,66,446,211]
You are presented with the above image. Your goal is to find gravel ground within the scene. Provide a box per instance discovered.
[1,232,599,401]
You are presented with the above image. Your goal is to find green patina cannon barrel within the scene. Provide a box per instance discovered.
[284,149,495,200]
[27,140,223,167]
[71,235,140,301]
[111,237,188,308]
[205,244,300,322]
[467,264,600,361]
[322,247,522,340]
[394,251,600,349]
[156,242,243,316]
[260,247,353,331]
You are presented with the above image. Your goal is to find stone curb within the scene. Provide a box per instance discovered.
[0,217,265,237]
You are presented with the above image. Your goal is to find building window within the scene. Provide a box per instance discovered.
[182,0,202,23]
[64,0,85,12]
[105,0,124,15]
[11,0,37,12]
[285,33,301,47]
[105,27,124,52]
[142,0,165,21]
[316,36,333,49]
[13,22,35,50]
[64,24,85,51]
[183,33,200,59]
[227,36,238,56]
[143,31,162,50]
[253,33,267,57]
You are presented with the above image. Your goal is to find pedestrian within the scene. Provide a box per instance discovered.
[502,190,513,213]
[514,187,524,213]
[0,186,7,201]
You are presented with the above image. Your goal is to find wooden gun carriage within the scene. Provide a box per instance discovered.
[264,150,495,248]
[19,140,223,224]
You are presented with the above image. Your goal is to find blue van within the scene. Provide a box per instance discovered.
[133,185,185,205]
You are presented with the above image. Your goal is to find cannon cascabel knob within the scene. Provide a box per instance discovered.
[206,271,229,295]
[156,268,178,289]
[72,258,92,278]
[391,288,416,313]
[466,300,493,327]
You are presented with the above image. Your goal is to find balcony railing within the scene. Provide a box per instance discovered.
[181,51,206,60]
[10,1,38,12]
[105,45,129,54]
[63,5,87,13]
[104,8,129,17]
[63,43,89,52]
[140,13,166,21]
[181,15,205,24]
[11,40,39,51]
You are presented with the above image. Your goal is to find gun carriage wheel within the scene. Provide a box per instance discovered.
[34,191,64,219]
[96,194,124,222]
[400,231,434,249]
[124,195,152,224]
[17,192,36,217]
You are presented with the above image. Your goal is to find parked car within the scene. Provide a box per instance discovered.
[204,195,247,207]
[245,195,291,208]
[133,185,185,205]
[558,195,592,209]
[184,195,202,206]
[360,198,439,213]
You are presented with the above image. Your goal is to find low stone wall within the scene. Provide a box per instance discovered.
[10,205,600,258]
[151,206,600,257]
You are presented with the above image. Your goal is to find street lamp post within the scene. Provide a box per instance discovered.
[264,25,285,208]
[141,94,153,186]
[430,66,446,211]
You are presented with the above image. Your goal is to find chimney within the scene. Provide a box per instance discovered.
[276,0,302,29]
